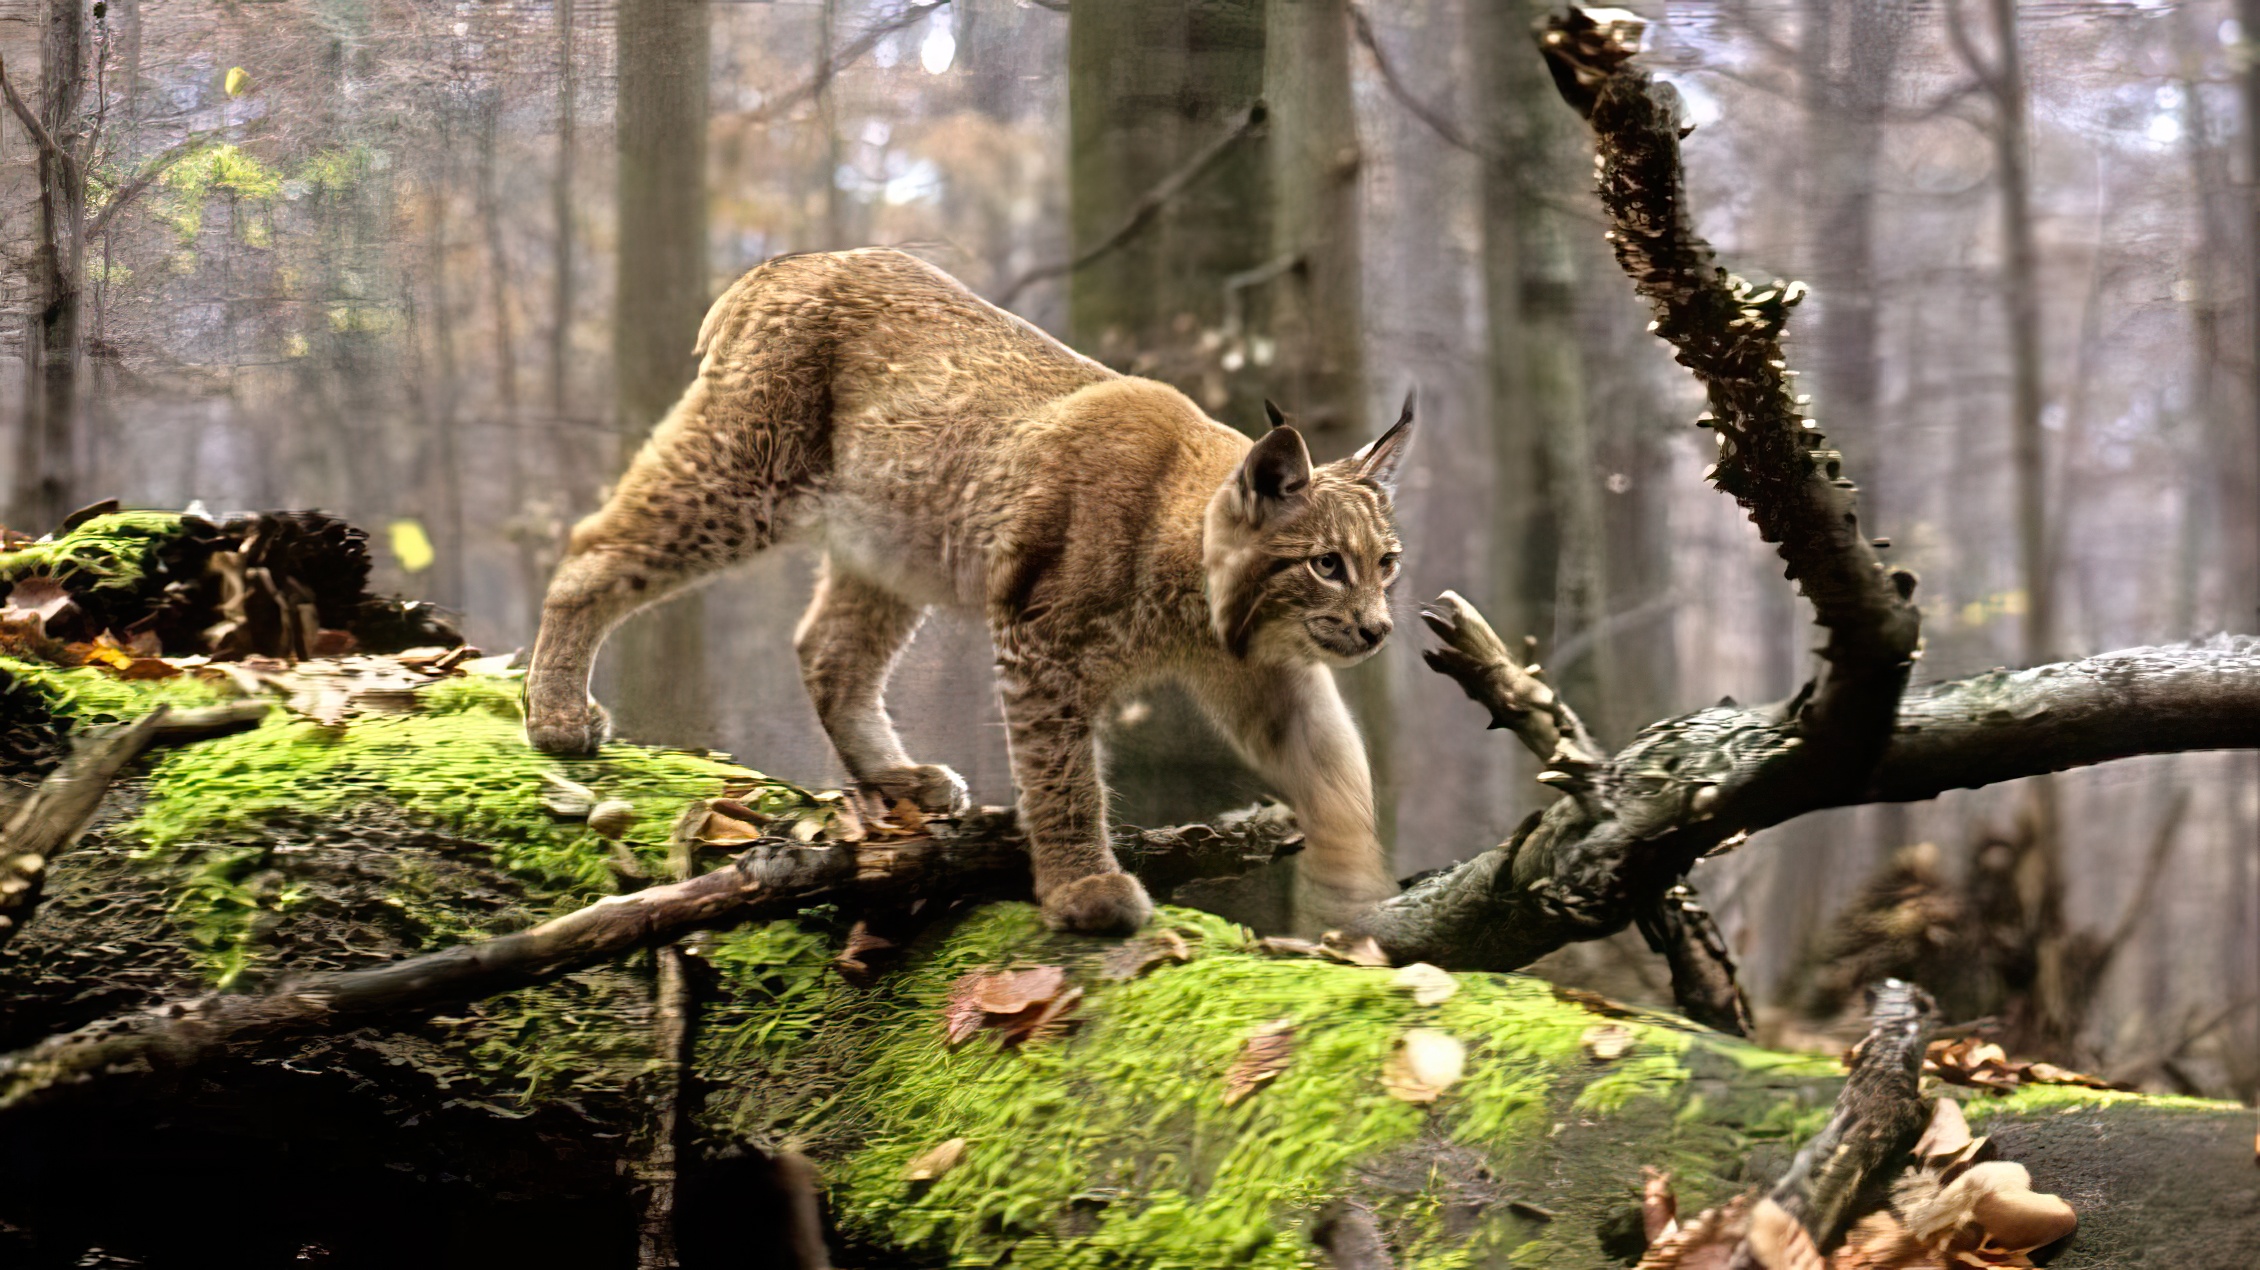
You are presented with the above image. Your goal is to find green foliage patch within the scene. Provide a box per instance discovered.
[0,511,188,593]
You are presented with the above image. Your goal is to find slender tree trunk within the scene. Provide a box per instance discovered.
[1980,0,2070,1053]
[1263,0,1391,860]
[422,129,467,612]
[1067,0,1267,415]
[10,0,88,533]
[608,0,715,750]
[1469,0,1603,843]
[550,0,576,421]
[1064,0,1276,867]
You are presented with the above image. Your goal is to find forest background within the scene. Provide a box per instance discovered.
[0,0,2253,1100]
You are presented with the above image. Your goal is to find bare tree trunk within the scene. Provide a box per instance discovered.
[550,0,576,421]
[10,0,87,533]
[608,0,715,750]
[1469,0,1605,834]
[1264,0,1392,863]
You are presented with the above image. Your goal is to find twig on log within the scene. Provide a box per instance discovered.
[0,809,1301,1113]
[1733,980,1933,1265]
[0,701,267,950]
[994,102,1269,308]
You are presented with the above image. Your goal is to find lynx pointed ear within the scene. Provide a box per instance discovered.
[1352,391,1417,494]
[1263,398,1290,430]
[1235,422,1312,515]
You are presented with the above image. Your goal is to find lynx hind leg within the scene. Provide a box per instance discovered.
[794,561,968,816]
[994,647,1151,934]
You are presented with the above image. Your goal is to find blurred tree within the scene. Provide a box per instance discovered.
[1265,0,1392,855]
[607,0,716,750]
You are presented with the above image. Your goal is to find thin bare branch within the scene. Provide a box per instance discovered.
[745,2,951,125]
[0,53,81,191]
[995,101,1268,308]
[1347,1,1484,158]
[84,130,221,241]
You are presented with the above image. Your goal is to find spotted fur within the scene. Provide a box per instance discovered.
[526,249,1415,934]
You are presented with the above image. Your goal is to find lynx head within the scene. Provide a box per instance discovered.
[1204,395,1415,666]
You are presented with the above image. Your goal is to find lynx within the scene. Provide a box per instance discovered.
[525,249,1413,934]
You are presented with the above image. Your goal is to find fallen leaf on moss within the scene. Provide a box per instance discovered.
[1382,1028,1465,1102]
[1583,1023,1636,1061]
[699,808,766,844]
[1923,1037,2124,1093]
[905,1137,967,1182]
[1224,1017,1295,1107]
[834,921,899,984]
[1911,1096,1988,1175]
[1742,1198,1825,1270]
[1258,935,1325,959]
[1391,962,1457,1005]
[944,965,1077,1047]
[1103,928,1192,980]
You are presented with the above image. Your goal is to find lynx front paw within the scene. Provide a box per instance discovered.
[860,764,971,817]
[1040,871,1153,936]
[526,699,614,756]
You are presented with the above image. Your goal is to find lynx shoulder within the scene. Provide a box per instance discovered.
[525,248,1415,934]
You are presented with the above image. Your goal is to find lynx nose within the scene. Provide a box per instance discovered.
[1357,619,1391,649]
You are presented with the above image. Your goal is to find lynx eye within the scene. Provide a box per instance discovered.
[1310,552,1348,584]
[1379,551,1401,582]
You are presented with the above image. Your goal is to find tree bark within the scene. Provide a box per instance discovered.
[608,0,716,750]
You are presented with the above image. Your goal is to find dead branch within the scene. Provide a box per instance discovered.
[994,102,1268,308]
[83,130,223,242]
[0,808,1299,1113]
[1420,591,1602,796]
[1743,980,1932,1259]
[1366,632,2260,975]
[0,53,81,190]
[1346,1,1486,159]
[745,2,952,125]
[0,701,269,949]
[1635,884,1752,1038]
[1538,9,1921,759]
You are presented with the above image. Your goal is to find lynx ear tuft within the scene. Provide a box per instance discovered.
[1236,422,1312,512]
[1263,398,1290,430]
[1351,390,1416,494]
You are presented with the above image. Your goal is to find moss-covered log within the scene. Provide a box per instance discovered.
[0,671,2253,1268]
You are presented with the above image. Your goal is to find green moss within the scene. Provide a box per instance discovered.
[748,907,1752,1269]
[124,672,818,982]
[0,655,232,724]
[0,511,187,592]
[1959,1083,2237,1119]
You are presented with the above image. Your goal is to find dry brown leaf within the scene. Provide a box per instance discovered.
[943,965,1075,1047]
[115,655,179,680]
[1321,932,1391,967]
[889,798,928,835]
[1103,929,1192,981]
[699,809,766,844]
[994,986,1082,1047]
[1,575,73,628]
[1391,962,1458,1005]
[1583,1023,1636,1062]
[1912,1097,1988,1176]
[1899,1161,2074,1263]
[1744,1197,1826,1270]
[833,921,899,984]
[1634,1193,1754,1270]
[1642,1166,1678,1244]
[904,1137,967,1182]
[1223,1017,1295,1107]
[1382,1028,1465,1103]
[1923,1037,2124,1094]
